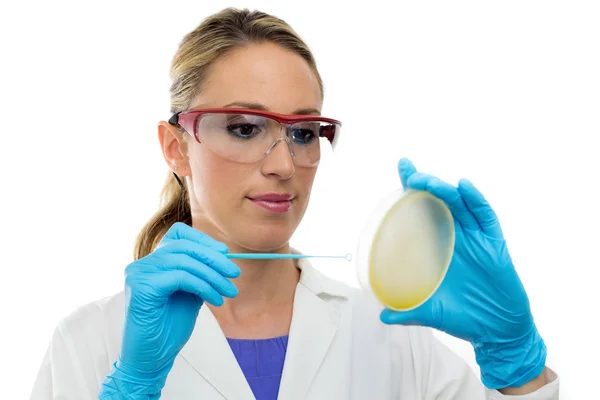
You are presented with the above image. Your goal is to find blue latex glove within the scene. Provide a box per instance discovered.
[98,222,240,399]
[380,158,547,390]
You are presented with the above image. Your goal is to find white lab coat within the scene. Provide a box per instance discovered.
[30,258,559,399]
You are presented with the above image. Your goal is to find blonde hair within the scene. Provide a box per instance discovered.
[134,7,324,259]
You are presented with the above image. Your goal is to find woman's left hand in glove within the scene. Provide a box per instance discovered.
[380,158,547,390]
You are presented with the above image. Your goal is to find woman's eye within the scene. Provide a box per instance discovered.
[291,128,316,144]
[227,123,260,139]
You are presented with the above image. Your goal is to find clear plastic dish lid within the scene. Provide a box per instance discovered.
[356,188,455,311]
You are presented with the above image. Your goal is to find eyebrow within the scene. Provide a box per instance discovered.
[222,102,321,115]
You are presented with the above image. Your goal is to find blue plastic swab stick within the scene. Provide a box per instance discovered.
[226,253,353,261]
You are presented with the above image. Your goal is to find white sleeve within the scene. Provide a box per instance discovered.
[484,367,559,400]
[407,327,560,400]
[29,343,55,400]
[29,302,115,400]
[29,323,96,400]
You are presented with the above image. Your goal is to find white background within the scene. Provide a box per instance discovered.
[1,1,598,398]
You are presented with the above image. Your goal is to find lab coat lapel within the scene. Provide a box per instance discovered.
[277,261,343,399]
[178,306,255,399]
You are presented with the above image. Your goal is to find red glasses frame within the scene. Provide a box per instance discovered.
[168,107,342,146]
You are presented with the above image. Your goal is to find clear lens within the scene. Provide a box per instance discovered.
[195,113,339,166]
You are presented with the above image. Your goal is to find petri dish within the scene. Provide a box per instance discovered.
[356,188,455,311]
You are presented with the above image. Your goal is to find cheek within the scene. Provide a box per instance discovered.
[190,150,251,204]
[297,167,318,197]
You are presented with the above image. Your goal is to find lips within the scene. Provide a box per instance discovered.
[251,193,294,202]
[248,193,294,213]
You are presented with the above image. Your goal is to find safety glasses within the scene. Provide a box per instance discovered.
[168,108,342,167]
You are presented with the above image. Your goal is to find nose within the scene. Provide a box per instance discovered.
[261,137,295,179]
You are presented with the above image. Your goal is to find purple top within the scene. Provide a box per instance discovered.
[226,335,289,400]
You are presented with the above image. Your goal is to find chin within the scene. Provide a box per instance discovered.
[233,221,297,252]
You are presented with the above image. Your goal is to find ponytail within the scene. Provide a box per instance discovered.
[133,173,191,260]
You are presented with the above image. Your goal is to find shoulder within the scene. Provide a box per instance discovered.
[58,291,124,332]
[32,293,126,397]
[52,291,125,357]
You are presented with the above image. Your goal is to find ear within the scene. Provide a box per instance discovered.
[158,121,191,176]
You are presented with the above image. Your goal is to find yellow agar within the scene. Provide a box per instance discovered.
[368,191,454,311]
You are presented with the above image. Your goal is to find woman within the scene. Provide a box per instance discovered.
[30,7,559,400]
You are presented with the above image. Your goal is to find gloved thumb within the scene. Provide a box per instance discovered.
[397,157,417,189]
[379,304,436,328]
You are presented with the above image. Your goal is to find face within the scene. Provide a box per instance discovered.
[158,42,323,252]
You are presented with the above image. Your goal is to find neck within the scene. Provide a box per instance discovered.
[190,216,301,331]
[225,246,301,310]
[208,249,301,338]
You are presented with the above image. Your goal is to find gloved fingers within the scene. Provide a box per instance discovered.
[149,269,225,306]
[457,178,504,239]
[158,253,239,298]
[397,157,418,189]
[379,302,436,328]
[160,222,229,254]
[406,172,480,231]
[158,239,241,279]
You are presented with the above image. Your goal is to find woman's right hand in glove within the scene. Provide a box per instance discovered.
[98,222,240,399]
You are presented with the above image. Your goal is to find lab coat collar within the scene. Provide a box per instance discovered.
[177,256,350,399]
[294,252,352,300]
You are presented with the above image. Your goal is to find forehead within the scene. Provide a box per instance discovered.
[193,42,322,114]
